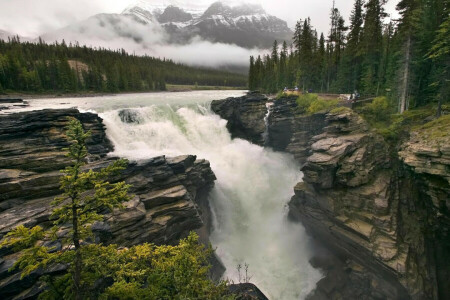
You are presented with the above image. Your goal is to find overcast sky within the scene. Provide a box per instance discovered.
[1,0,400,38]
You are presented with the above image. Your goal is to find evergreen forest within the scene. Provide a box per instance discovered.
[249,0,449,114]
[0,38,247,94]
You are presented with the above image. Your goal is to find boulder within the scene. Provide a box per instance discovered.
[228,283,269,300]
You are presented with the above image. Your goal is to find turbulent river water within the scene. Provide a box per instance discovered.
[12,91,322,299]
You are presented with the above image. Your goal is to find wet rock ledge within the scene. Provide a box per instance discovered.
[0,109,217,299]
[211,92,269,145]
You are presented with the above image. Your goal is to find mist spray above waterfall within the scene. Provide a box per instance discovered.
[101,103,322,299]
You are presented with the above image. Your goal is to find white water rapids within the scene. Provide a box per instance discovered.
[10,91,322,299]
[101,105,322,299]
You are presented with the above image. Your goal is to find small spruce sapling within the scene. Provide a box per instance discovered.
[1,119,131,299]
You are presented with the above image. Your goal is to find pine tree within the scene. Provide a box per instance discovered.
[279,41,289,88]
[318,33,327,91]
[397,0,421,113]
[271,40,279,65]
[334,0,364,93]
[1,119,131,299]
[293,20,303,56]
[348,0,365,91]
[255,55,263,90]
[427,16,450,117]
[361,0,386,95]
[249,56,255,90]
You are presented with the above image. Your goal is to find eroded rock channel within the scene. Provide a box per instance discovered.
[212,93,450,300]
[1,92,448,300]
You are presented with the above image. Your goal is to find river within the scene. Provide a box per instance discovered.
[8,91,322,299]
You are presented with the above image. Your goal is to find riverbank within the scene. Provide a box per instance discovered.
[0,85,248,100]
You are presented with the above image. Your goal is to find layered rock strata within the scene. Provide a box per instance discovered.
[0,109,217,299]
[214,93,449,300]
[211,92,268,145]
[267,96,326,164]
[211,94,327,163]
[290,109,449,300]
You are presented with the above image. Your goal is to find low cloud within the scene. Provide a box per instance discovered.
[41,13,264,68]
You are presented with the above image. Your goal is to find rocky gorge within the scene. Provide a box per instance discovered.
[0,108,269,299]
[211,94,450,300]
[0,92,447,300]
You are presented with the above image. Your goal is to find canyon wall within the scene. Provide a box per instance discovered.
[212,94,450,300]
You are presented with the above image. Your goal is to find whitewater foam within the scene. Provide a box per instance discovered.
[100,103,322,299]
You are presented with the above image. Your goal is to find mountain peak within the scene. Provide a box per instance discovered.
[203,2,230,18]
[117,1,292,49]
[158,6,193,23]
[122,5,154,24]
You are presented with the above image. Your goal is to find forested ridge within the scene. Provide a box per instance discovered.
[249,0,449,114]
[0,38,247,94]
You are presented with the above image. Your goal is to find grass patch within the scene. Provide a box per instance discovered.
[330,106,352,114]
[356,98,438,144]
[414,114,450,140]
[296,93,339,114]
[308,98,340,114]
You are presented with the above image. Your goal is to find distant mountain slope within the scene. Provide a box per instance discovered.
[0,30,32,42]
[43,1,291,50]
[122,1,293,48]
[0,29,17,40]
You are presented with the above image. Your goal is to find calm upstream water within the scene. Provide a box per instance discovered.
[9,91,322,299]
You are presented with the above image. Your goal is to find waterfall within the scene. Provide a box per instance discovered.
[100,103,322,299]
[262,102,274,146]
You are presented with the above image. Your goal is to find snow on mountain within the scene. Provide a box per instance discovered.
[122,5,155,24]
[123,0,207,19]
[35,0,290,69]
[122,1,292,48]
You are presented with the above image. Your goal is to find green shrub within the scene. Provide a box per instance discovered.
[296,93,318,112]
[276,91,288,99]
[296,93,339,114]
[308,99,339,114]
[97,232,233,300]
[330,106,352,114]
[364,97,391,121]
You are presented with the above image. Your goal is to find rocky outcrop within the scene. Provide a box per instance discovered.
[267,96,327,164]
[399,120,450,212]
[0,108,112,174]
[289,109,412,299]
[211,92,268,145]
[210,94,327,162]
[289,109,449,299]
[398,119,450,299]
[228,283,269,300]
[0,109,218,299]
